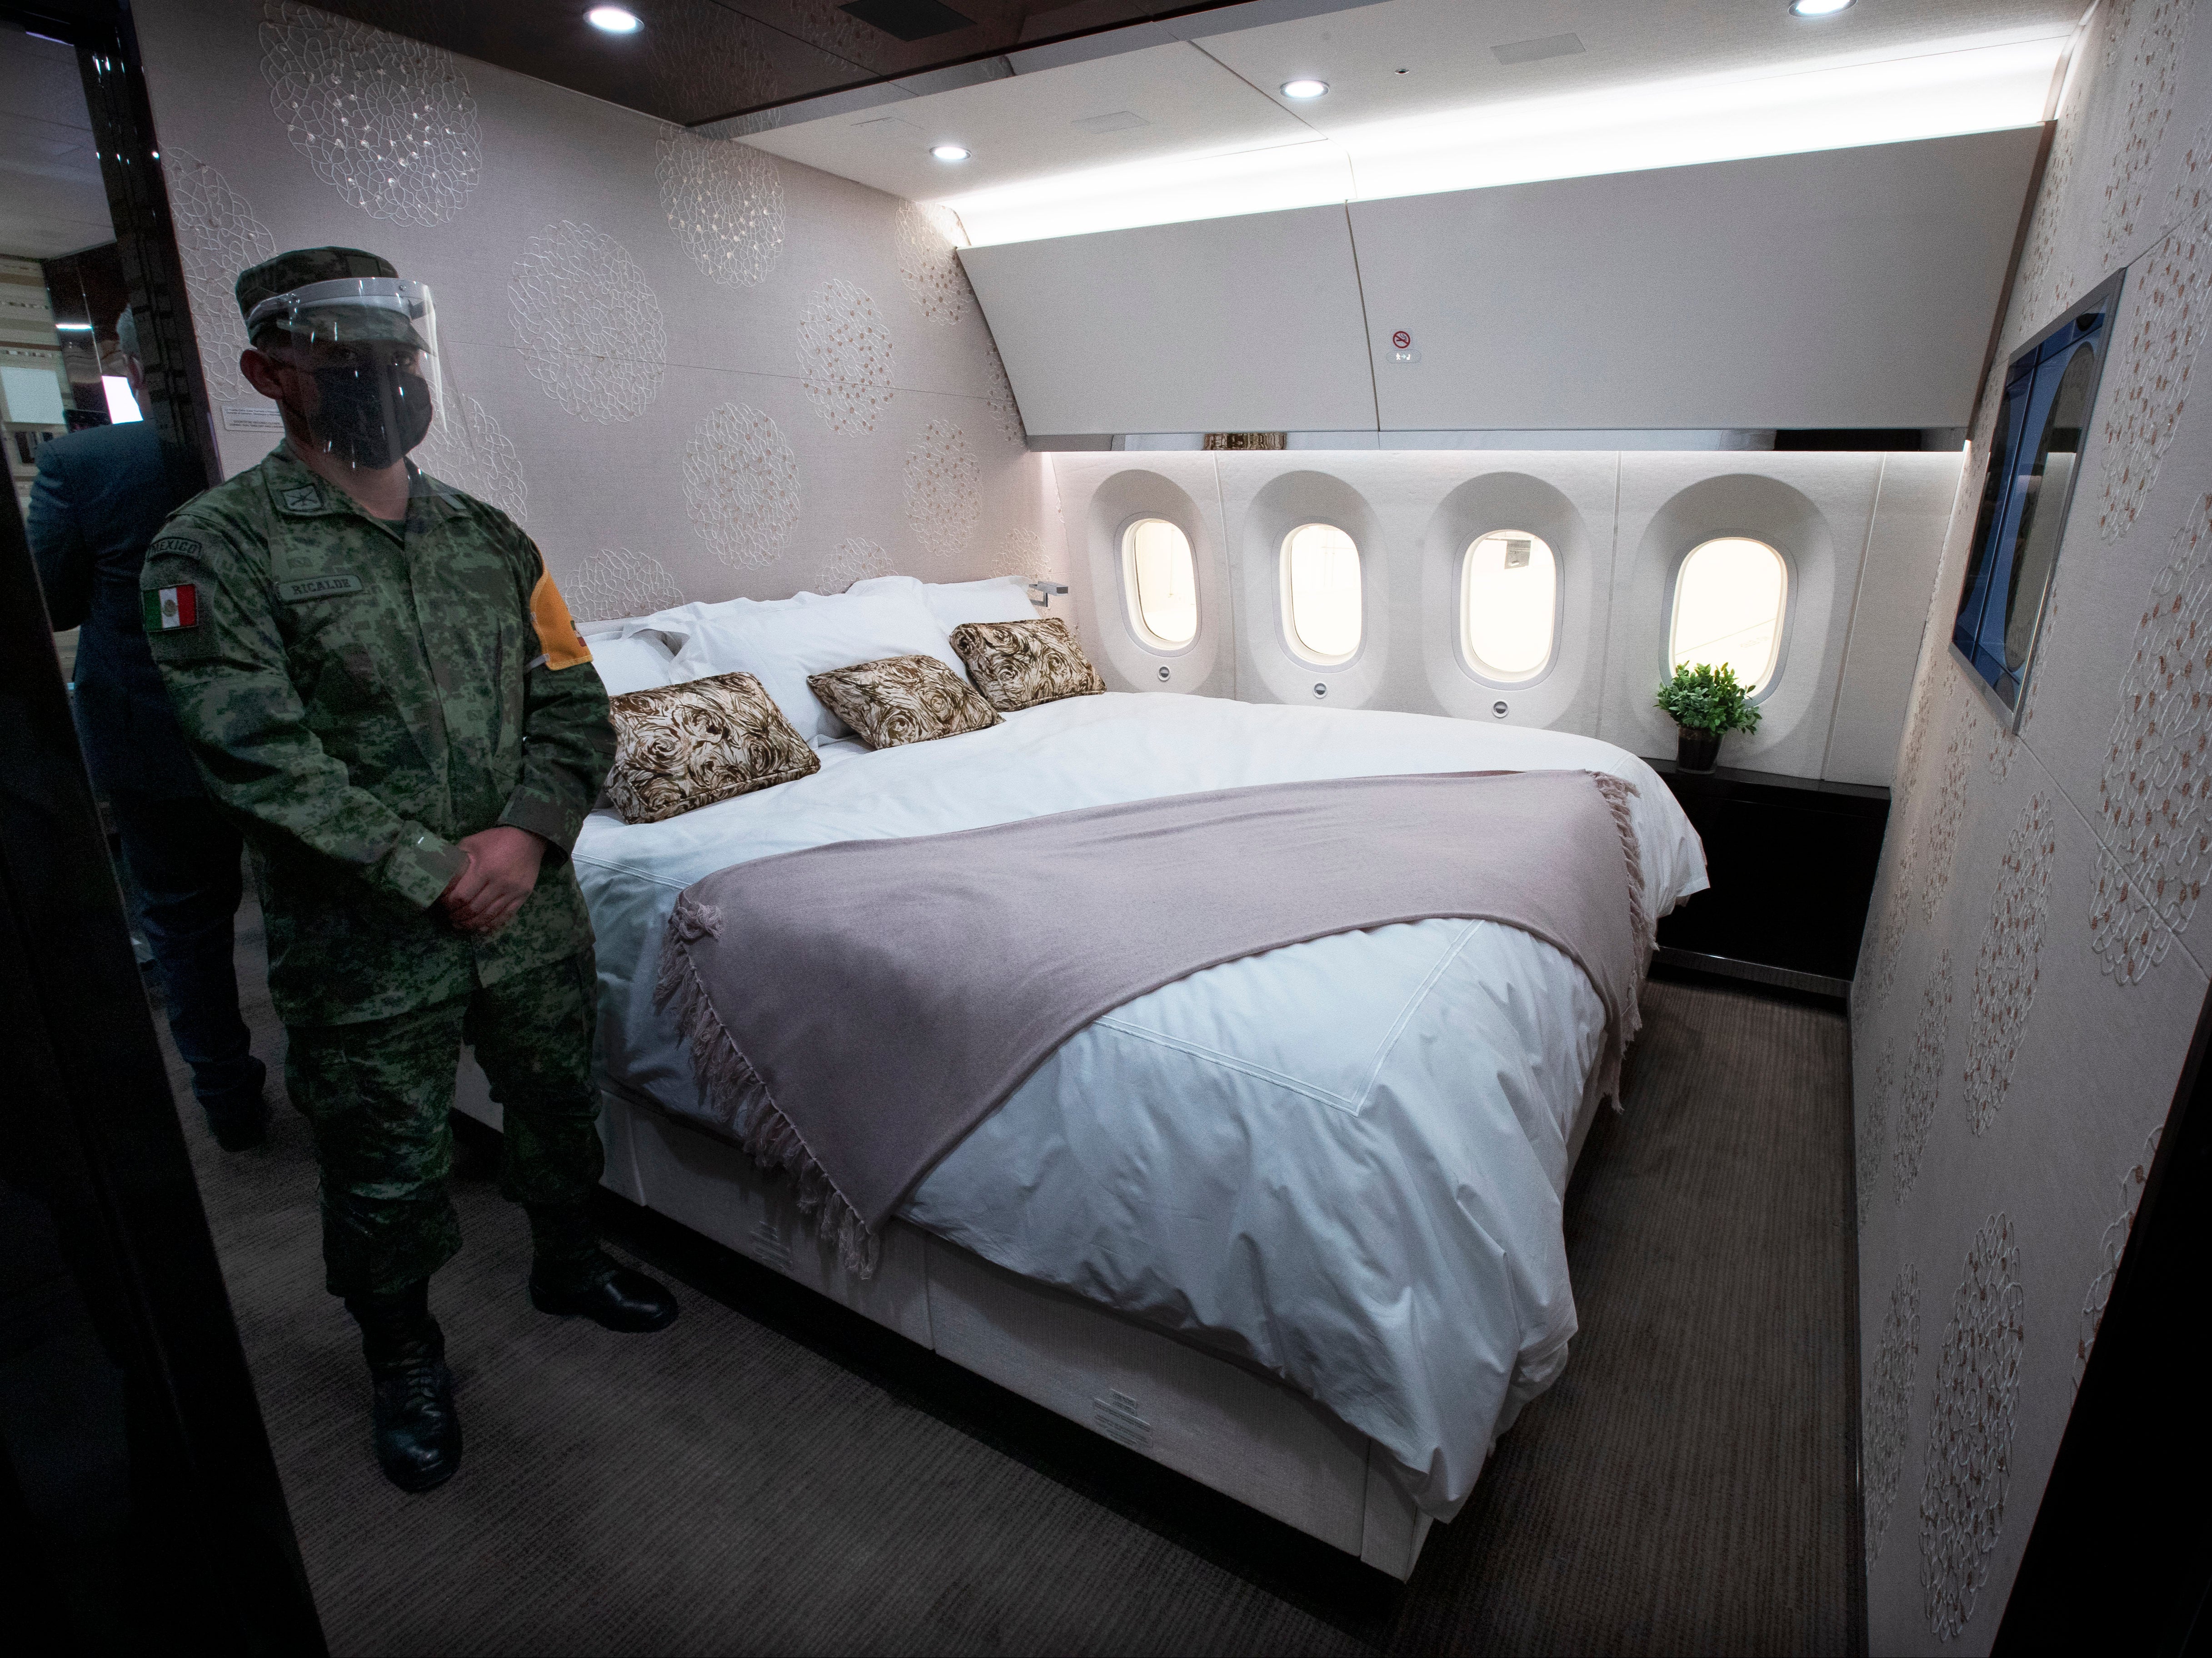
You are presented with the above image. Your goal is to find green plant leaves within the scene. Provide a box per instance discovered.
[1655,662,1761,734]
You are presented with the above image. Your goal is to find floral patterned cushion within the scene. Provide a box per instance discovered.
[805,654,1003,749]
[604,671,819,824]
[948,618,1107,712]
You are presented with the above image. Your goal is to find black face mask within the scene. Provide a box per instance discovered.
[307,364,434,468]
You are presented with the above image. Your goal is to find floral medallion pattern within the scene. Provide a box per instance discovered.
[415,393,528,526]
[1964,795,2055,1136]
[1859,1040,1894,1228]
[2091,492,2212,982]
[896,200,970,325]
[160,149,275,404]
[799,279,895,435]
[1894,949,1950,1205]
[2074,1125,2162,1390]
[683,403,801,569]
[260,0,481,226]
[816,537,897,592]
[658,129,785,287]
[1919,1214,2024,1643]
[904,418,980,570]
[509,222,667,423]
[1866,1265,1921,1569]
[568,547,687,623]
[2098,205,2212,543]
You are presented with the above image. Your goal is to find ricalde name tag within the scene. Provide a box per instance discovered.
[278,575,363,602]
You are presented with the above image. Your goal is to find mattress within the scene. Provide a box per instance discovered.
[572,691,1706,1515]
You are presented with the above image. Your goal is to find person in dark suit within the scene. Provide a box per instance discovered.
[29,307,268,1149]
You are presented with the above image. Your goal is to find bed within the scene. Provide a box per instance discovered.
[455,596,1706,1579]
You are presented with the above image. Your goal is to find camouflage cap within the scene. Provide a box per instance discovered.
[236,246,431,349]
[235,247,397,321]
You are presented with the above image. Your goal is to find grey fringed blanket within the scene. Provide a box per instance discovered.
[656,768,1650,1271]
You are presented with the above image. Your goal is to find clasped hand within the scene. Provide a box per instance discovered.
[438,826,545,935]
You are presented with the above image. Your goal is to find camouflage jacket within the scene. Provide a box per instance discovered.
[142,444,613,1027]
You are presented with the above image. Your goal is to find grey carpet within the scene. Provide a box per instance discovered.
[159,894,1858,1656]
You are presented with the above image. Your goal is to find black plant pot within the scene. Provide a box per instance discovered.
[1675,726,1722,772]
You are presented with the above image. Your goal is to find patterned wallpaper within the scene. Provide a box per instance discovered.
[131,0,1065,619]
[1853,1,2211,1649]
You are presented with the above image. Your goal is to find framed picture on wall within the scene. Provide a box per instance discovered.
[1950,269,2124,727]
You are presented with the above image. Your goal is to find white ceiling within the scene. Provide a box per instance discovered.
[742,0,2083,222]
[0,30,113,260]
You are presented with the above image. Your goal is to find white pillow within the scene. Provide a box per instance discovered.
[851,573,1038,633]
[672,585,970,746]
[587,630,684,696]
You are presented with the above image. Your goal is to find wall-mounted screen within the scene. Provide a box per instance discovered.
[1951,270,2122,724]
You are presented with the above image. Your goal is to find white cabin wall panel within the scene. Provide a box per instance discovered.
[959,209,1377,435]
[1208,450,1625,731]
[1601,453,1881,776]
[1823,452,1968,787]
[1350,130,2044,432]
[1051,453,1235,700]
[1213,453,1412,714]
[1410,454,1621,737]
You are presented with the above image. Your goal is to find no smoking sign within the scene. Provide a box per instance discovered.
[1387,328,1419,364]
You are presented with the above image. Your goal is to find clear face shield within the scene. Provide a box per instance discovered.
[245,277,440,469]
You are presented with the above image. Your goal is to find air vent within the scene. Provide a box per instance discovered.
[1073,110,1148,134]
[839,0,975,42]
[1493,33,1585,65]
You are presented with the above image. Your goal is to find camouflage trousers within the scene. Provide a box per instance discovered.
[284,950,606,1298]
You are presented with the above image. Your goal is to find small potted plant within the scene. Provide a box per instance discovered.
[1655,663,1760,772]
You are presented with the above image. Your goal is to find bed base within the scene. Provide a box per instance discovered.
[455,1057,1607,1580]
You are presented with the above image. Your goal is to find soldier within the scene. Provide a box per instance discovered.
[141,248,676,1495]
[30,305,267,1150]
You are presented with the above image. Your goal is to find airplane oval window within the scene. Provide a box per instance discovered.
[1121,518,1198,647]
[1461,529,1558,683]
[1669,536,1788,694]
[1281,522,1363,665]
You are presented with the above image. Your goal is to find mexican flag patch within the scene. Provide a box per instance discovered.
[144,584,198,630]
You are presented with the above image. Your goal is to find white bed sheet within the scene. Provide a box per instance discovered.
[572,692,1706,1516]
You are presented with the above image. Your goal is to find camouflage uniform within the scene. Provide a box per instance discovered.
[142,443,615,1296]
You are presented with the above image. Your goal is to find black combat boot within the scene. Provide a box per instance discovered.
[526,1204,679,1333]
[345,1279,461,1493]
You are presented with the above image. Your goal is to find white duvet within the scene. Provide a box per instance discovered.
[573,692,1705,1516]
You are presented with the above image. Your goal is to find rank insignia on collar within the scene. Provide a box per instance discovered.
[282,486,323,513]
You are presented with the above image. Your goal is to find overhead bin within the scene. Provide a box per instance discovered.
[959,202,1378,435]
[962,127,2046,436]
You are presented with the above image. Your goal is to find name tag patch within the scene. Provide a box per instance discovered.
[278,574,364,603]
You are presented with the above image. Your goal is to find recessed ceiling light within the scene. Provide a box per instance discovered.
[586,6,643,33]
[1282,78,1328,99]
[55,321,93,331]
[932,143,971,161]
[1788,0,1853,15]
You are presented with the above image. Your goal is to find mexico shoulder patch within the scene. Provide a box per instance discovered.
[143,584,199,631]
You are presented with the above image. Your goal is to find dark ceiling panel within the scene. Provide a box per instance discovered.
[311,0,1260,128]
